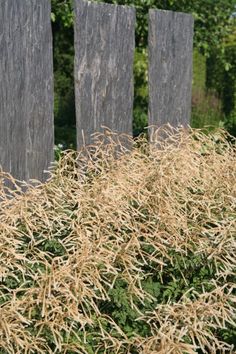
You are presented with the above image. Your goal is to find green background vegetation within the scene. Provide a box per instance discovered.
[51,0,236,148]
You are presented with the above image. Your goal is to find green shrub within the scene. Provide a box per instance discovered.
[205,37,236,122]
[0,127,236,353]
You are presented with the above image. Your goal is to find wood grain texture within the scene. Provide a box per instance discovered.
[0,0,54,183]
[148,10,194,135]
[74,0,135,149]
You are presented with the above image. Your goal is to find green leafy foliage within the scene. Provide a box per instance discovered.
[51,0,76,148]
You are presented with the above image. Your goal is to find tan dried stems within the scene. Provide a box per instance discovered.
[0,126,236,353]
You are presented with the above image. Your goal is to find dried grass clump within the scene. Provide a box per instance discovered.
[0,126,236,354]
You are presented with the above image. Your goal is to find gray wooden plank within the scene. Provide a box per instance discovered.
[0,0,54,183]
[148,10,194,137]
[74,0,135,149]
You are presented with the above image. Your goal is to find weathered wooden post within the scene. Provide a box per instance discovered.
[148,10,194,139]
[74,0,136,150]
[0,0,54,183]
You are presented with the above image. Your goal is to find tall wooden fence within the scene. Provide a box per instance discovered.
[74,0,136,150]
[0,0,54,183]
[148,10,194,139]
[0,0,194,183]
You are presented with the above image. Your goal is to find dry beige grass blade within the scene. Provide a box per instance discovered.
[0,127,235,353]
[135,285,236,353]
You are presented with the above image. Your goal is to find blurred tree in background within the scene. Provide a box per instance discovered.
[51,0,236,148]
[51,0,75,147]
